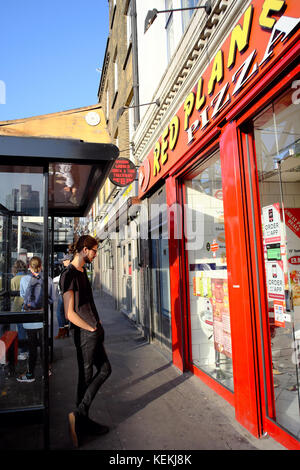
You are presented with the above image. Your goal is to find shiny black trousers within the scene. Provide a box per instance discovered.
[73,324,111,417]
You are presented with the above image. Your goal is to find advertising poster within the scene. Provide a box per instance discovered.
[266,260,285,301]
[262,203,281,244]
[274,299,285,328]
[193,274,212,297]
[192,274,232,356]
[211,279,232,358]
[285,208,300,308]
[262,205,300,308]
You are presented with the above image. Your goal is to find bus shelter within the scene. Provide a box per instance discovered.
[0,107,118,448]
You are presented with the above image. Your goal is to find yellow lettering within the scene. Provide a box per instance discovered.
[184,92,195,130]
[195,77,206,110]
[227,5,254,69]
[169,115,180,150]
[153,141,161,176]
[208,50,224,95]
[161,127,169,165]
[259,0,285,30]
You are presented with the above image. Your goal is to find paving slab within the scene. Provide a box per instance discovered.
[49,292,285,451]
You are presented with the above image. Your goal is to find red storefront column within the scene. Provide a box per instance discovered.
[166,176,185,372]
[220,122,263,437]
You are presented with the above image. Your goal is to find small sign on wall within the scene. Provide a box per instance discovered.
[109,158,137,187]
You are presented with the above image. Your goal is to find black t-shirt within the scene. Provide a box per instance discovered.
[60,264,99,329]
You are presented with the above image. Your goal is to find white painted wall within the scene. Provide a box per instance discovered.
[136,0,187,121]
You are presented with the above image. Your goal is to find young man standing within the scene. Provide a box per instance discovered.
[60,235,111,447]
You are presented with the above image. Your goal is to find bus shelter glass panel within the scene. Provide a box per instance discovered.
[184,150,234,391]
[0,166,45,411]
[253,88,300,439]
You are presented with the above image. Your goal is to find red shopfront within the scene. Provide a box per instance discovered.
[138,0,300,450]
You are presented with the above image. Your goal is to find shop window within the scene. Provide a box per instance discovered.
[110,0,116,29]
[184,150,234,391]
[114,58,118,94]
[149,186,172,354]
[126,0,132,48]
[128,96,135,148]
[120,241,132,313]
[112,49,118,108]
[181,0,199,31]
[106,87,109,122]
[123,0,133,70]
[165,0,175,62]
[128,243,132,276]
[253,88,300,438]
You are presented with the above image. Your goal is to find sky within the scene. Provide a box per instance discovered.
[0,0,109,121]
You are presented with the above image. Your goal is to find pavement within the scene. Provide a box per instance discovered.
[0,291,286,452]
[48,292,285,452]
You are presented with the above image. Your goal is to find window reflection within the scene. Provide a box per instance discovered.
[0,166,44,411]
[48,163,92,210]
[254,88,300,438]
[185,150,233,391]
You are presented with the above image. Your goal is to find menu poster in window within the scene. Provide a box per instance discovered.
[211,279,232,358]
[285,208,300,307]
[266,260,285,301]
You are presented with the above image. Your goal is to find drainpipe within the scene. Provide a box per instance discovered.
[131,0,140,130]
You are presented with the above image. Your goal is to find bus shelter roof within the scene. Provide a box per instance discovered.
[0,105,119,216]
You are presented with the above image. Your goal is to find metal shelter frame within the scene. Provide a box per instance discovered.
[0,135,119,448]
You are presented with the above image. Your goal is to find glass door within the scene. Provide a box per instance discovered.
[0,165,46,412]
[149,187,172,354]
[121,242,132,314]
[183,150,234,391]
[253,87,300,439]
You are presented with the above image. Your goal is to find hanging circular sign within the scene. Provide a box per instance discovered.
[109,158,137,187]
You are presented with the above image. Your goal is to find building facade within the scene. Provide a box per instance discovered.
[94,0,141,323]
[94,0,300,449]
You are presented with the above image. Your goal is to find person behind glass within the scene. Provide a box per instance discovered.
[10,260,28,360]
[17,256,55,383]
[60,235,111,447]
[53,254,72,339]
